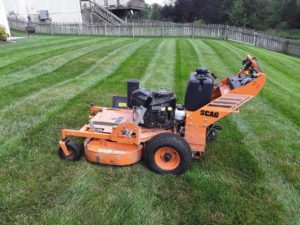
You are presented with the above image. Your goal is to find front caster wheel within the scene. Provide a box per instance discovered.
[144,133,192,175]
[58,141,83,161]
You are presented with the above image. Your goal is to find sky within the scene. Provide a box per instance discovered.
[145,0,166,5]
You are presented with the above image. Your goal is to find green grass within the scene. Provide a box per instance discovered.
[0,35,299,225]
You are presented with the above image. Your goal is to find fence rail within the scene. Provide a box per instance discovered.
[8,18,300,57]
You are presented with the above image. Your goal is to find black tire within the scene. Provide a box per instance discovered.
[58,141,83,161]
[144,133,192,175]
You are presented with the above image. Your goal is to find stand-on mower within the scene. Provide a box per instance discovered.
[58,55,266,175]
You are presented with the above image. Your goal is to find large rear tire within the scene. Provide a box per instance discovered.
[144,133,192,175]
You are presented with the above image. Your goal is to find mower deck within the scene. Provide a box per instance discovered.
[60,107,169,166]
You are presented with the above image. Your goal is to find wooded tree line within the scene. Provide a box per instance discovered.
[140,0,300,30]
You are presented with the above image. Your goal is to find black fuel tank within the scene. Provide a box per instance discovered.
[184,72,214,111]
[127,79,140,108]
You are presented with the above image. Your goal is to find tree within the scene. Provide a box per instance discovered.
[173,0,194,22]
[150,3,162,20]
[282,0,299,28]
[298,4,300,28]
[140,0,300,30]
[140,4,152,19]
[229,0,246,27]
[229,0,268,29]
[139,4,163,20]
[266,0,282,28]
[160,4,175,21]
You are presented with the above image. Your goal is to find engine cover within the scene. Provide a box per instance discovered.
[130,88,176,128]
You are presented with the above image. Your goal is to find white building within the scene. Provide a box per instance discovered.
[2,0,145,24]
[2,0,83,23]
[0,0,10,36]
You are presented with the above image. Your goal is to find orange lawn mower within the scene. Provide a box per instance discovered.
[58,55,266,175]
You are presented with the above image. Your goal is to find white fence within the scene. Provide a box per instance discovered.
[8,18,300,57]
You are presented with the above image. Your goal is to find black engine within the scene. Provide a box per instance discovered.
[127,80,176,128]
[126,67,217,129]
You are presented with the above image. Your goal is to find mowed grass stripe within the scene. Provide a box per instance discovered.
[140,39,167,86]
[0,35,84,59]
[185,39,283,224]
[191,39,299,223]
[202,40,300,157]
[186,39,289,224]
[217,41,300,100]
[34,39,194,225]
[0,38,121,88]
[0,39,149,151]
[0,37,109,74]
[175,39,199,103]
[0,36,87,67]
[234,101,300,223]
[199,40,299,155]
[213,41,300,94]
[189,39,231,75]
[141,39,176,89]
[202,40,237,74]
[0,35,73,54]
[205,40,300,126]
[0,39,162,224]
[0,39,131,110]
[0,36,299,225]
[229,41,300,82]
[172,39,263,224]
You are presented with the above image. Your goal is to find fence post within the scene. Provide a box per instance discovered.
[161,24,164,37]
[223,25,227,40]
[191,24,195,38]
[77,24,80,36]
[282,40,289,54]
[104,24,107,37]
[132,22,135,38]
[254,32,258,46]
[49,22,53,35]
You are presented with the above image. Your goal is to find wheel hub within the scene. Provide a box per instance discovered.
[154,147,180,171]
[163,153,172,162]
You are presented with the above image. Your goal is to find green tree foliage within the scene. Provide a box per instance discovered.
[160,4,174,21]
[139,4,152,20]
[141,0,300,30]
[228,0,268,29]
[282,0,299,28]
[150,3,162,20]
[229,0,246,27]
[267,0,287,28]
[140,3,163,21]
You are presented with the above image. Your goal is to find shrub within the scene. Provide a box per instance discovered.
[193,19,206,26]
[0,26,8,41]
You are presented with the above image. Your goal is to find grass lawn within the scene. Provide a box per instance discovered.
[0,34,299,225]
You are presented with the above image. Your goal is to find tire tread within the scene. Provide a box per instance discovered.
[144,133,192,175]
